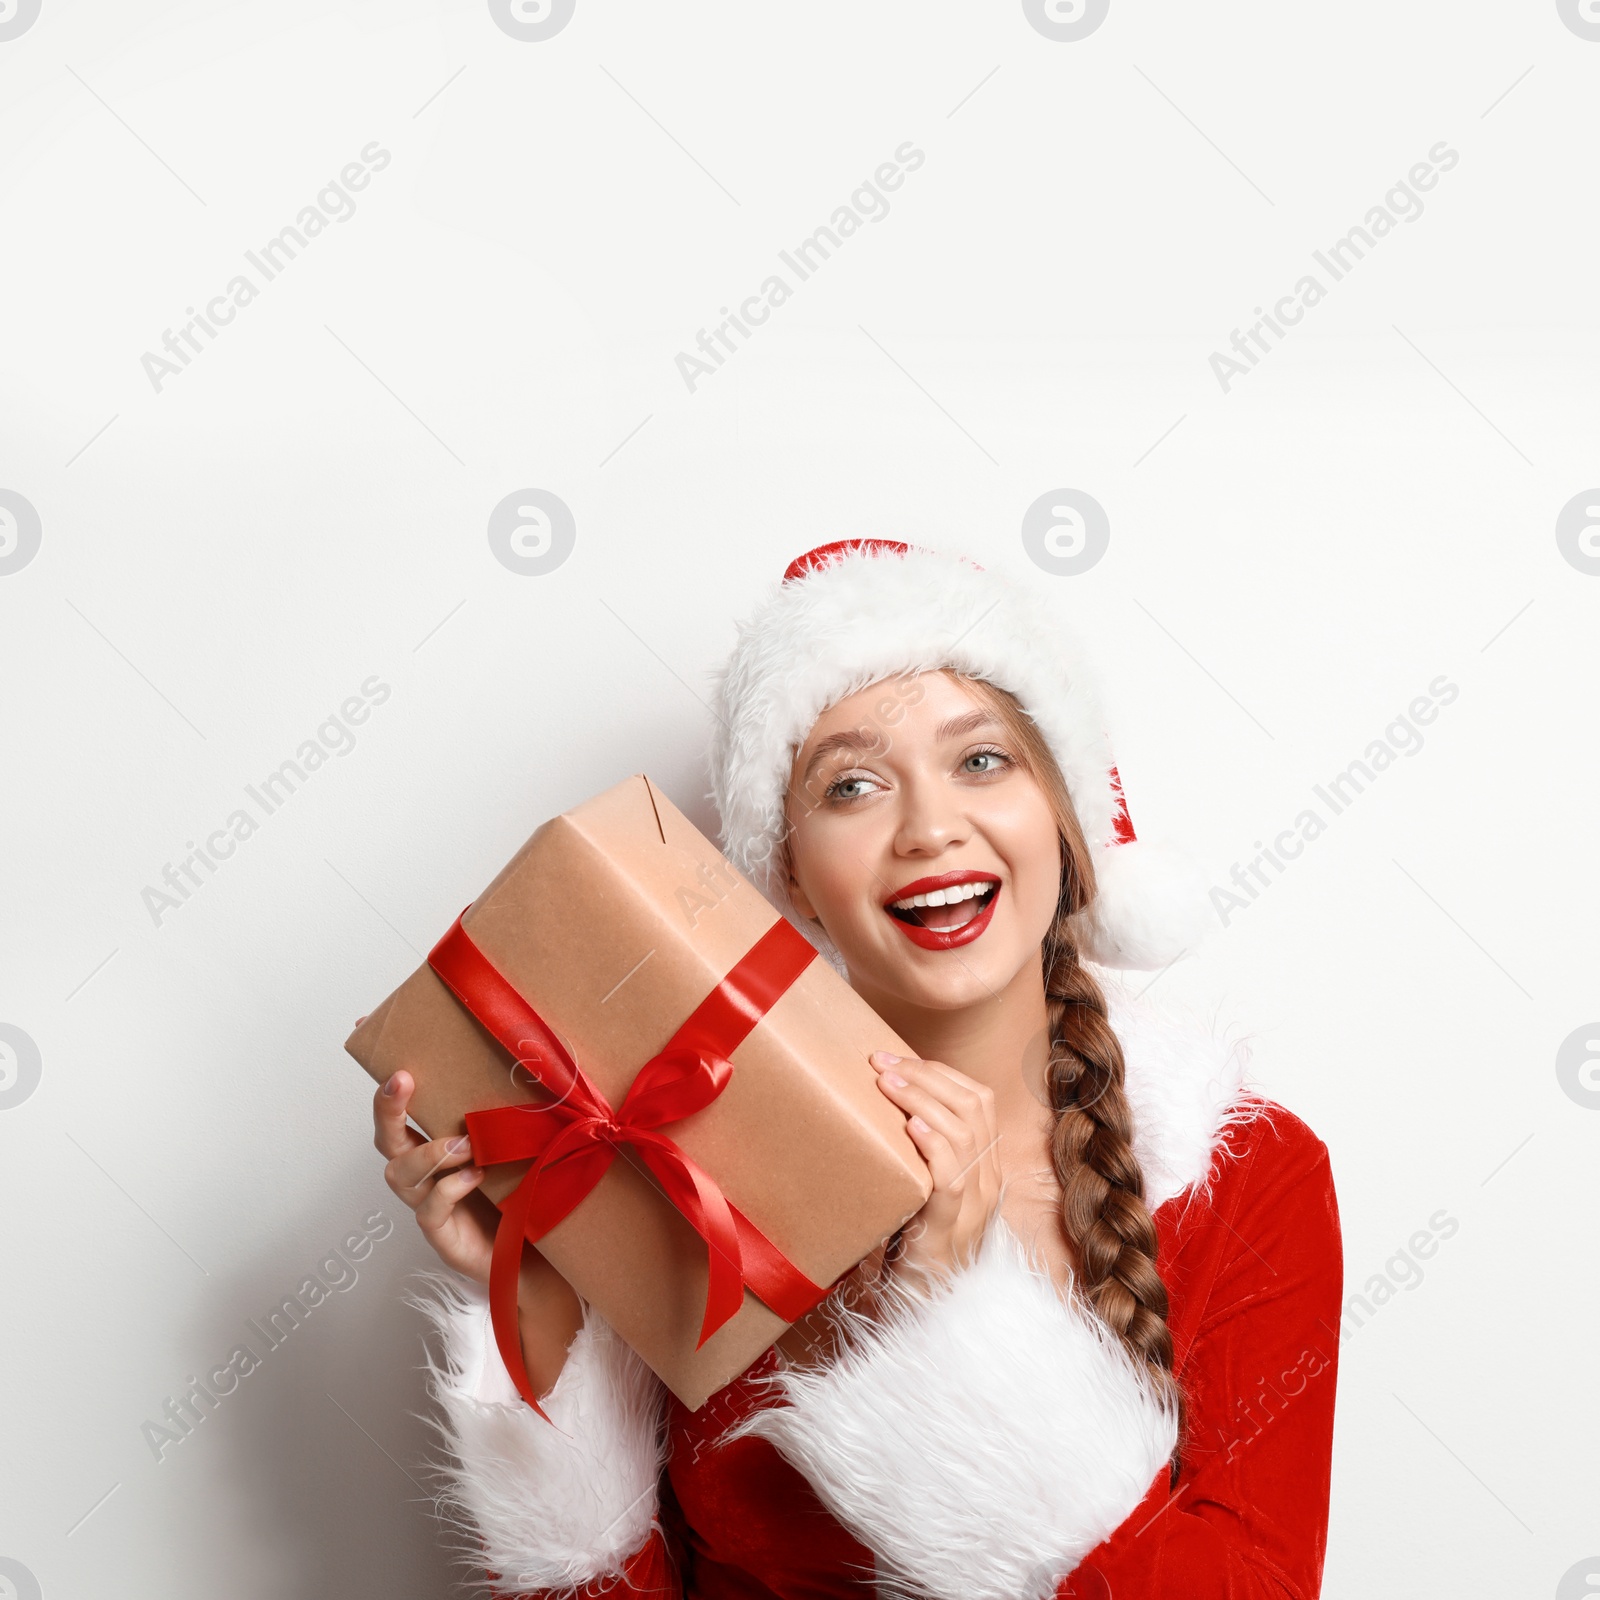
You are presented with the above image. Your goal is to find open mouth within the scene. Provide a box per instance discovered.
[882,872,1001,950]
[886,879,997,930]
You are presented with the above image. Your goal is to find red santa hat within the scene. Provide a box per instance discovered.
[708,539,1211,972]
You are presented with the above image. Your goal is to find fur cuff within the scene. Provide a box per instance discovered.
[728,1220,1177,1600]
[406,1270,667,1596]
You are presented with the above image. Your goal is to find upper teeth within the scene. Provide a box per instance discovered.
[891,882,993,910]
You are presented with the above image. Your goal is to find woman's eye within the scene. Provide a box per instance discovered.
[962,748,1010,775]
[824,772,877,801]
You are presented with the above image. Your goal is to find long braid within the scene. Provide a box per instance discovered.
[1044,924,1186,1488]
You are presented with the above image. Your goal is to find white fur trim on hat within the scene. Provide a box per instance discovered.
[707,543,1208,971]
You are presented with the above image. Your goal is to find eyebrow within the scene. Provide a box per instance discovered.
[798,709,1001,781]
[935,709,1000,742]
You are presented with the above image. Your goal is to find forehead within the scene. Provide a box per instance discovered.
[794,670,996,763]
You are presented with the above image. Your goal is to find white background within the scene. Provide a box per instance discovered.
[2,2,1597,1596]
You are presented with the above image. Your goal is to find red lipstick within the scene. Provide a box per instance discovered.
[882,870,1001,951]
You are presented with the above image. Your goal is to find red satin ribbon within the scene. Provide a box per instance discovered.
[427,910,829,1418]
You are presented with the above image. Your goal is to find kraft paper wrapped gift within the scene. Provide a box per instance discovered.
[345,774,931,1411]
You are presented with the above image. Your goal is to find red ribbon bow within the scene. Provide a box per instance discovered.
[427,910,830,1419]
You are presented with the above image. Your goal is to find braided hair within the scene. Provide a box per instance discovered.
[956,673,1187,1488]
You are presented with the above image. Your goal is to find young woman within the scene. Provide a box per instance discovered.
[372,541,1343,1600]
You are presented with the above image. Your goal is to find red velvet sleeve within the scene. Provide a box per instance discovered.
[1064,1111,1344,1599]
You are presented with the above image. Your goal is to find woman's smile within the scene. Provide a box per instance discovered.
[882,870,1001,948]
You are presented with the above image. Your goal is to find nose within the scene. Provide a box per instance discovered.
[893,770,971,858]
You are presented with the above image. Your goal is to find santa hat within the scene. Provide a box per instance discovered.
[707,539,1211,972]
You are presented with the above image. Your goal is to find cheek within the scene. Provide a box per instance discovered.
[994,799,1063,931]
[787,817,853,917]
[788,812,889,930]
[801,856,854,918]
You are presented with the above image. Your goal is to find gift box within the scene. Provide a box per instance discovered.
[345,774,931,1412]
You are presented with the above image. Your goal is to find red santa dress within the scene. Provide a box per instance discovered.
[406,973,1344,1600]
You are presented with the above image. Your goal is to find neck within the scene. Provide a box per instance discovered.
[855,950,1054,1120]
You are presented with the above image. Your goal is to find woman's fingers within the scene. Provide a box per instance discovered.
[906,1056,1000,1149]
[871,1054,993,1186]
[919,1057,1001,1149]
[873,1052,993,1124]
[372,1070,426,1160]
[386,1130,477,1206]
[413,1162,485,1236]
[899,1108,965,1192]
[871,1053,1005,1288]
[370,1065,497,1286]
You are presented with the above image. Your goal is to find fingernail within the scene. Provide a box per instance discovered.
[447,1135,470,1154]
[882,1070,908,1088]
[871,1052,903,1068]
[381,1074,399,1096]
[910,1115,930,1132]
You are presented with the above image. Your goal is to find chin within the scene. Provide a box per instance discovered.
[913,964,1014,1011]
[846,930,1034,1015]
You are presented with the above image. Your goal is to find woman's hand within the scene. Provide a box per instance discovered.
[373,1065,495,1286]
[871,1051,1002,1293]
[368,1033,586,1394]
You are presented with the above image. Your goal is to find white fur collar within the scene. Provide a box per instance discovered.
[734,1214,1181,1600]
[1097,970,1268,1212]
